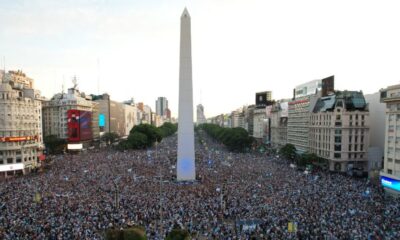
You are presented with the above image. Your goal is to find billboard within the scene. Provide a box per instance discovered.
[321,75,335,97]
[68,110,80,142]
[256,91,272,108]
[80,111,92,141]
[381,176,400,192]
[99,113,105,132]
[0,163,24,172]
[67,110,93,142]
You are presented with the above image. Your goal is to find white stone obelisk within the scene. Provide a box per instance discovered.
[177,8,195,181]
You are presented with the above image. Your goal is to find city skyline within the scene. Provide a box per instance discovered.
[1,0,400,117]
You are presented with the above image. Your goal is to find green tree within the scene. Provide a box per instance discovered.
[127,132,148,149]
[279,144,297,161]
[101,132,119,144]
[130,124,162,146]
[44,135,66,154]
[158,122,178,137]
[166,229,191,240]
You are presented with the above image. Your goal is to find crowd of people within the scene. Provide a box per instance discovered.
[1,130,399,239]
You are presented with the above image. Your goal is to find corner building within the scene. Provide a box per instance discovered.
[0,71,44,177]
[309,91,369,172]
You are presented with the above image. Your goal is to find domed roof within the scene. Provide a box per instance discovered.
[0,82,13,92]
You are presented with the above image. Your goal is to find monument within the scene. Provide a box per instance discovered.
[177,8,196,181]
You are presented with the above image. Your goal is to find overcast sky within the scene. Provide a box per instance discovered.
[1,0,399,117]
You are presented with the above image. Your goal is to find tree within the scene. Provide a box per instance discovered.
[166,229,191,240]
[105,226,147,240]
[279,144,297,161]
[101,132,119,144]
[158,122,178,137]
[44,135,66,154]
[130,124,162,146]
[127,132,148,149]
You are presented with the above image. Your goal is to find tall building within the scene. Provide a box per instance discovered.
[156,97,168,117]
[230,109,245,129]
[0,70,44,177]
[287,78,328,153]
[270,101,289,148]
[379,84,400,196]
[177,8,195,181]
[196,104,206,125]
[309,91,370,172]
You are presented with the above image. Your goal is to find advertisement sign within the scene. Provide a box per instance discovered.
[68,110,80,142]
[67,144,83,150]
[381,176,400,192]
[0,136,37,142]
[0,163,24,172]
[256,91,273,108]
[99,113,105,132]
[79,111,92,141]
[280,102,289,117]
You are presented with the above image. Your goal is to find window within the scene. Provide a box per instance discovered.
[336,115,341,120]
[349,136,352,143]
[348,144,352,151]
[334,145,341,151]
[395,160,400,164]
[335,121,342,126]
[16,158,21,163]
[355,145,358,151]
[335,136,341,143]
[388,169,393,174]
[334,153,341,159]
[350,115,353,120]
[7,158,13,164]
[360,145,364,151]
[362,115,365,120]
[356,114,358,120]
[335,129,342,135]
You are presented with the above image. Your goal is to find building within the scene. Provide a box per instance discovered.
[246,105,255,136]
[0,70,44,177]
[379,84,400,196]
[287,77,334,153]
[230,109,245,129]
[92,94,126,137]
[43,83,98,141]
[309,91,370,172]
[270,101,289,148]
[123,104,138,135]
[156,97,168,117]
[365,92,386,179]
[196,104,206,125]
[253,108,266,139]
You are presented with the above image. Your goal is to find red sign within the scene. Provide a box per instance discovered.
[0,136,37,142]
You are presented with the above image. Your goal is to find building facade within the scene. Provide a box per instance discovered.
[43,87,98,140]
[253,108,266,139]
[309,91,370,172]
[156,97,168,117]
[0,70,44,177]
[270,101,289,148]
[196,104,206,125]
[380,84,400,196]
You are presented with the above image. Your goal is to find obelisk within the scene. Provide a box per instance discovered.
[177,8,195,181]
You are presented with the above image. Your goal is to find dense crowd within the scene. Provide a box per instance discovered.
[1,131,399,239]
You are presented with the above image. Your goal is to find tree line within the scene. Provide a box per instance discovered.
[117,122,178,150]
[198,123,253,152]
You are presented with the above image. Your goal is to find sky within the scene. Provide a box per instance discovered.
[1,0,400,118]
